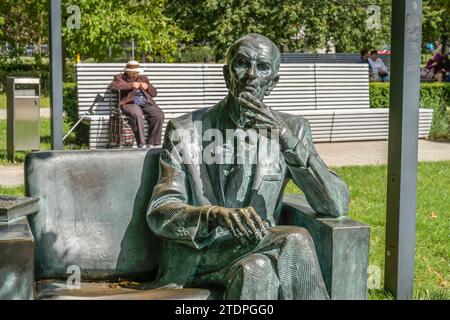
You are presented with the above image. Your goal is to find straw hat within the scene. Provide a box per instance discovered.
[124,60,144,74]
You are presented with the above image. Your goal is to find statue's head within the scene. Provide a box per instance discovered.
[224,33,280,102]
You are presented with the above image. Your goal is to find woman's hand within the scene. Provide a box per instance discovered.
[132,82,140,89]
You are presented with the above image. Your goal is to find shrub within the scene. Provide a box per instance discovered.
[370,82,450,140]
[0,58,76,95]
[0,61,49,94]
[63,82,78,127]
[175,45,215,63]
[62,82,85,144]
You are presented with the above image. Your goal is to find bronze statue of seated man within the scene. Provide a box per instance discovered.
[146,33,350,300]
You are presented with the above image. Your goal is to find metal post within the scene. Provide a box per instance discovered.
[131,38,135,60]
[385,0,422,300]
[49,0,64,150]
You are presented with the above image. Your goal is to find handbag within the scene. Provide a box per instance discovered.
[108,107,134,148]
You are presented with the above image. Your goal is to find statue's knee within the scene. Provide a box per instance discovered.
[270,225,309,238]
[283,227,312,245]
[238,254,271,272]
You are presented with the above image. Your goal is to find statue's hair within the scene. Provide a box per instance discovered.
[226,33,281,73]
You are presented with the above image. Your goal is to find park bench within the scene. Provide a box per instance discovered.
[76,63,432,149]
[280,53,391,70]
[0,148,369,300]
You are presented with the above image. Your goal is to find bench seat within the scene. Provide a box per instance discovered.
[24,149,369,300]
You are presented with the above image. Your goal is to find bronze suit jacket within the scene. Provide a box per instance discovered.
[146,99,350,286]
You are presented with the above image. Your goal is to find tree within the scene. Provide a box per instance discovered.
[0,0,48,55]
[320,0,391,53]
[62,0,190,61]
[1,0,189,62]
[167,0,393,60]
[422,0,450,51]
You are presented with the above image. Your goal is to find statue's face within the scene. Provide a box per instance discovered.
[225,39,279,101]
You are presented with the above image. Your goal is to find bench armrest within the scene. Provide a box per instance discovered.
[0,218,35,300]
[281,194,370,300]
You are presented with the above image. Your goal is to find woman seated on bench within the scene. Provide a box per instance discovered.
[111,60,164,148]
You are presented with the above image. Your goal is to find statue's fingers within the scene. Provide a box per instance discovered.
[230,211,252,241]
[224,215,240,240]
[239,97,273,119]
[240,92,266,109]
[252,123,276,130]
[247,206,268,236]
[240,95,277,120]
[239,208,261,241]
[244,112,277,126]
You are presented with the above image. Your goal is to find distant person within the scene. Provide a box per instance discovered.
[358,48,373,76]
[111,60,164,148]
[369,50,389,82]
[435,54,449,82]
[421,52,441,81]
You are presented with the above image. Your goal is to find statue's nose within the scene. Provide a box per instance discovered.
[246,64,256,79]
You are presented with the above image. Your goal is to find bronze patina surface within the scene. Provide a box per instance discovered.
[147,34,351,300]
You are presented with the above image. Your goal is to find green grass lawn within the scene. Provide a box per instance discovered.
[285,162,450,300]
[0,93,50,109]
[0,185,24,196]
[0,118,85,165]
[1,159,448,300]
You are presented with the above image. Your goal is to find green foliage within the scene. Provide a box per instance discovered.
[0,0,447,63]
[0,58,49,94]
[369,82,450,140]
[0,0,48,50]
[1,0,190,62]
[285,161,450,299]
[63,82,78,127]
[422,0,450,48]
[0,117,85,165]
[61,0,191,62]
[175,45,216,63]
[61,82,87,145]
[167,0,392,60]
[319,0,392,53]
[0,185,25,196]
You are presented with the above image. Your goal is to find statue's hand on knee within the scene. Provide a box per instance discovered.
[209,206,268,244]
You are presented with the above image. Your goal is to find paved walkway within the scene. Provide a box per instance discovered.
[1,140,450,187]
[316,139,450,167]
[0,165,24,187]
[0,108,50,119]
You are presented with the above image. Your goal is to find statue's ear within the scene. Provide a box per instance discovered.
[265,74,280,96]
[223,65,231,89]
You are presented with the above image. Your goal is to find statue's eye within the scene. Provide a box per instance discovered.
[235,56,249,68]
[257,63,270,72]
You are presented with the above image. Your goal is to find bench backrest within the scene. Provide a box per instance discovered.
[25,149,162,280]
[76,63,369,120]
[281,53,391,70]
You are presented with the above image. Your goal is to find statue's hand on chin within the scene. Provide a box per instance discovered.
[238,92,298,151]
